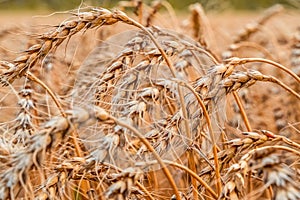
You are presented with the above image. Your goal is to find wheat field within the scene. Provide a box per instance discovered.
[0,2,300,200]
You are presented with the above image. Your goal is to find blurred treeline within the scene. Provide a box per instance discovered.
[0,0,299,11]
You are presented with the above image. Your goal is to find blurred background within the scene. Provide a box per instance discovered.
[0,0,299,11]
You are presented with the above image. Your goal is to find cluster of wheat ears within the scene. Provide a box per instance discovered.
[0,1,299,200]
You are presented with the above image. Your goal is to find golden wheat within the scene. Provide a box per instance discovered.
[0,2,299,200]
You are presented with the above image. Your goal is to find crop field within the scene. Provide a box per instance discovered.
[0,2,299,200]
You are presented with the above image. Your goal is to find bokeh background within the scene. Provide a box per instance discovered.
[0,0,299,11]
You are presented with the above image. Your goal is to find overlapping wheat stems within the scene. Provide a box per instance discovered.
[232,90,254,195]
[0,115,69,199]
[176,78,223,195]
[1,2,299,200]
[98,109,181,199]
[221,146,300,199]
[0,7,192,199]
[136,159,218,199]
[193,46,300,199]
[217,128,300,199]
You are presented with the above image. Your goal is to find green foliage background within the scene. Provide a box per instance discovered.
[0,0,299,11]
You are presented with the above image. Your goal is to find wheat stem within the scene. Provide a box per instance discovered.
[268,76,300,100]
[165,160,218,199]
[109,115,181,200]
[177,80,222,196]
[136,182,155,200]
[136,159,218,199]
[232,91,253,196]
[188,150,199,200]
[232,91,252,131]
